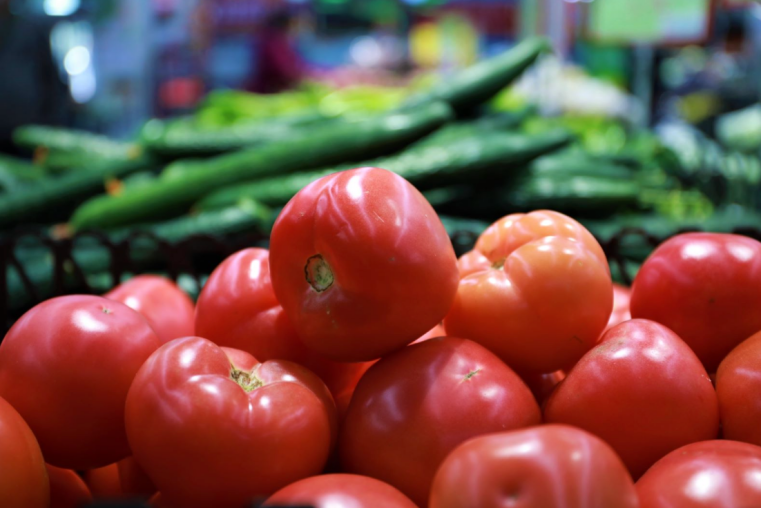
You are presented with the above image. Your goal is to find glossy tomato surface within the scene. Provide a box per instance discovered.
[631,232,761,372]
[125,337,336,508]
[105,275,195,344]
[0,295,160,469]
[0,396,49,508]
[47,465,92,508]
[340,337,540,506]
[605,283,631,333]
[545,319,719,478]
[444,210,612,373]
[521,370,566,408]
[269,167,459,362]
[716,330,761,446]
[264,474,417,508]
[195,248,372,405]
[430,424,638,508]
[636,440,761,508]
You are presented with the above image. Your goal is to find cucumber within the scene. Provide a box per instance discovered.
[13,125,142,162]
[140,110,327,157]
[196,129,571,210]
[505,174,642,212]
[0,154,47,182]
[69,102,453,230]
[0,158,154,229]
[404,37,551,114]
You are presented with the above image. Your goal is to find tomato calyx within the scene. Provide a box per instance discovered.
[490,258,506,270]
[305,255,334,292]
[229,367,264,393]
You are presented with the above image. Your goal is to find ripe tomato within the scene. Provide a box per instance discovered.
[117,457,156,498]
[716,329,761,446]
[636,440,761,508]
[47,465,92,508]
[84,463,122,499]
[605,283,631,333]
[195,248,372,406]
[521,370,565,408]
[430,424,638,508]
[0,295,160,469]
[340,337,540,506]
[269,167,459,362]
[444,210,612,373]
[413,323,447,344]
[457,249,490,278]
[125,337,336,508]
[0,396,48,508]
[264,474,417,508]
[105,275,195,343]
[630,233,761,372]
[545,319,719,478]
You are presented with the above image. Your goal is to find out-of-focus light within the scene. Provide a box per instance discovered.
[44,0,81,17]
[63,45,90,75]
[70,69,96,103]
[350,37,383,68]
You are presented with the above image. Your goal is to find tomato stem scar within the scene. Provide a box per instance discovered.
[305,254,334,292]
[230,368,263,392]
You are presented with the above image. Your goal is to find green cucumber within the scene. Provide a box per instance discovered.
[13,125,142,161]
[505,174,642,212]
[70,102,453,230]
[404,37,552,114]
[0,154,47,182]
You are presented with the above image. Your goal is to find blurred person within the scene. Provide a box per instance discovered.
[0,0,70,154]
[249,8,304,94]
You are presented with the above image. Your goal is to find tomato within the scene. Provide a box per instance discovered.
[430,424,638,508]
[84,463,122,499]
[521,370,565,408]
[117,457,156,498]
[105,275,195,344]
[264,474,417,508]
[47,465,92,508]
[0,396,48,508]
[195,248,372,406]
[413,323,447,344]
[636,440,761,508]
[125,337,336,508]
[0,295,160,469]
[605,283,631,333]
[444,210,612,373]
[716,329,761,446]
[269,167,459,362]
[340,337,540,506]
[545,319,719,478]
[630,232,761,372]
[457,249,490,278]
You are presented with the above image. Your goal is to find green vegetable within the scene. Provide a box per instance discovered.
[13,125,142,162]
[716,104,761,153]
[69,102,453,230]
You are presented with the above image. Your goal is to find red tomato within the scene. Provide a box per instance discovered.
[457,249,491,278]
[0,295,160,469]
[125,337,336,508]
[444,210,612,373]
[605,283,631,333]
[340,337,540,506]
[84,463,122,499]
[413,323,447,344]
[105,275,195,343]
[269,167,459,362]
[46,465,92,508]
[264,474,417,508]
[630,233,761,372]
[545,319,719,478]
[0,396,49,508]
[430,424,638,508]
[117,457,156,498]
[636,440,761,508]
[195,248,372,405]
[521,369,565,408]
[716,329,761,446]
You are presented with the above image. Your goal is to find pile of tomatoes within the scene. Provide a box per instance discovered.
[2,166,761,508]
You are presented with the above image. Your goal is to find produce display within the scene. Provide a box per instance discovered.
[2,36,761,508]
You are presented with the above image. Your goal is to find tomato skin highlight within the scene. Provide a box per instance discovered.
[125,337,336,508]
[47,465,92,508]
[430,424,638,508]
[0,295,160,469]
[340,336,540,507]
[264,474,417,508]
[636,440,761,508]
[0,396,49,508]
[444,210,612,374]
[605,283,631,333]
[105,275,195,344]
[195,247,372,408]
[716,330,761,446]
[269,167,459,362]
[545,319,719,478]
[631,232,761,372]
